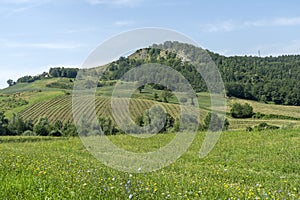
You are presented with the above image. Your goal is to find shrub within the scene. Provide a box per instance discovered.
[204,112,229,132]
[22,130,36,136]
[49,130,62,137]
[230,102,253,118]
[254,122,279,131]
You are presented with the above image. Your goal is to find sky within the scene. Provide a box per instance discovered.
[0,0,300,88]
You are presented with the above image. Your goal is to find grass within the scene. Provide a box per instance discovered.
[0,129,299,199]
[0,78,69,117]
[229,98,300,118]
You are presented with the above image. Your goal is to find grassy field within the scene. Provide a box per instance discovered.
[0,130,299,199]
[229,98,300,119]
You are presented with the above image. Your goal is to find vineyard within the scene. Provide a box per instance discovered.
[18,93,300,131]
[19,95,203,125]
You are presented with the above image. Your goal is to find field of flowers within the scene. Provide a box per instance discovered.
[0,130,299,199]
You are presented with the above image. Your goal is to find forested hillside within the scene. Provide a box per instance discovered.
[101,41,300,105]
[209,51,300,105]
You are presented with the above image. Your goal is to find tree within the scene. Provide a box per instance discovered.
[137,106,175,134]
[204,112,229,132]
[98,117,117,135]
[62,121,77,137]
[137,85,145,93]
[34,117,51,136]
[161,89,172,103]
[7,79,15,87]
[187,92,196,105]
[0,112,9,135]
[230,102,253,118]
[179,97,188,104]
[7,114,27,135]
[153,92,159,101]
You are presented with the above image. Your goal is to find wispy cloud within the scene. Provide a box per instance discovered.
[114,20,134,26]
[201,16,300,33]
[0,0,46,6]
[0,0,47,17]
[86,0,142,7]
[245,17,300,27]
[0,40,82,50]
[200,20,235,33]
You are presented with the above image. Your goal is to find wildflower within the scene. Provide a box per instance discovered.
[129,194,133,199]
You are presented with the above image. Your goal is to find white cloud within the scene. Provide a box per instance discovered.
[114,20,134,26]
[86,0,142,6]
[0,0,48,17]
[0,0,45,5]
[201,16,300,33]
[200,20,235,32]
[244,17,300,27]
[0,40,82,50]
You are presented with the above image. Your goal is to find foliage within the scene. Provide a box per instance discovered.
[254,122,280,131]
[33,117,51,136]
[161,89,173,103]
[7,114,33,136]
[100,41,300,105]
[98,116,118,135]
[203,112,229,131]
[46,81,73,89]
[253,112,300,120]
[17,72,48,83]
[0,111,78,137]
[230,102,254,118]
[0,97,28,112]
[22,130,35,136]
[135,106,175,134]
[6,79,16,87]
[49,67,78,78]
[0,111,9,136]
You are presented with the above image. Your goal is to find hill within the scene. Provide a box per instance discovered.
[102,41,300,105]
[0,41,300,134]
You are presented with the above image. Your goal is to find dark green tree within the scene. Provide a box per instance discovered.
[33,117,51,136]
[0,112,9,136]
[204,112,229,132]
[230,103,253,118]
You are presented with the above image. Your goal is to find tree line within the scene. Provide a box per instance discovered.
[0,112,77,137]
[0,110,230,137]
[7,67,79,85]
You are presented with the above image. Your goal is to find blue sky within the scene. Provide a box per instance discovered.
[0,0,300,88]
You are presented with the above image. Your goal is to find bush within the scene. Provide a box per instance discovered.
[254,122,279,131]
[179,97,188,104]
[230,102,253,118]
[22,130,36,136]
[33,117,51,136]
[245,126,253,132]
[204,112,229,132]
[49,130,62,137]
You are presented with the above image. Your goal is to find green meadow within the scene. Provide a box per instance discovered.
[0,129,299,199]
